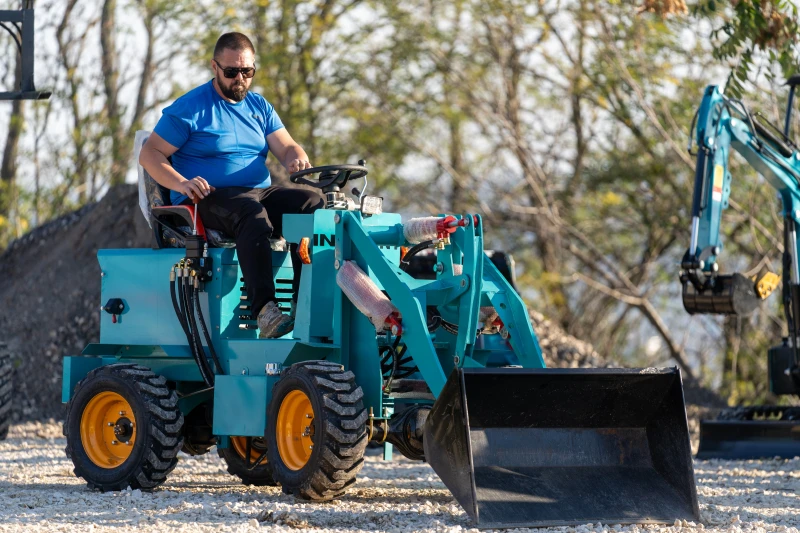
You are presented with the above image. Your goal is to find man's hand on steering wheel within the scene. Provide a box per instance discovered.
[287,159,312,173]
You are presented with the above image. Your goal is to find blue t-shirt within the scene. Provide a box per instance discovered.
[154,80,285,205]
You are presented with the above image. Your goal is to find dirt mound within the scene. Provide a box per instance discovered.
[0,185,152,421]
[0,184,723,423]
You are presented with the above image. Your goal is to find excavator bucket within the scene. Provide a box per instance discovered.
[424,367,699,529]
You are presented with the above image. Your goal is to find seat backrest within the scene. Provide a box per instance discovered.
[135,130,172,228]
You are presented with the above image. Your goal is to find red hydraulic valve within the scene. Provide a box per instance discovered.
[385,312,403,336]
[436,216,468,239]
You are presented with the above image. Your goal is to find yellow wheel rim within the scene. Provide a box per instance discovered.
[80,391,136,469]
[276,389,314,470]
[231,436,268,463]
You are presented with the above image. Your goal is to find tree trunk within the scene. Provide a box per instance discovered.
[1,52,25,217]
[100,0,125,187]
[448,112,467,212]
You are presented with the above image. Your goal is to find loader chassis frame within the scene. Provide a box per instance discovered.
[62,203,699,526]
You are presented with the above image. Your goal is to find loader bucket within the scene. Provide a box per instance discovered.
[423,367,699,529]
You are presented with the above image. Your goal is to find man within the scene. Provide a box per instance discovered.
[139,32,323,338]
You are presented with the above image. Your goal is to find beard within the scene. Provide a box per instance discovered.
[217,76,248,102]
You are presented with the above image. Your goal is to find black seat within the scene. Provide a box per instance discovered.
[136,130,237,249]
[135,131,288,251]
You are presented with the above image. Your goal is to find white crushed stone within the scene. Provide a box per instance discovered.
[0,421,798,532]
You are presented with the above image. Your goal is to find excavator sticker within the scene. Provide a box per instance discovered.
[712,164,724,202]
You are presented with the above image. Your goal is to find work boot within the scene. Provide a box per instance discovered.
[257,301,294,339]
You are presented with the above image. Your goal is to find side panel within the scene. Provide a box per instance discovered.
[284,210,336,341]
[98,248,216,346]
[62,355,205,403]
[62,356,104,402]
[219,251,293,339]
[212,375,268,436]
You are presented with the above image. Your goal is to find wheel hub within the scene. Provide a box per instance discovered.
[276,389,315,470]
[113,417,134,443]
[80,391,137,468]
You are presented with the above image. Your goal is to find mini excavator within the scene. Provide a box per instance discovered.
[682,78,800,458]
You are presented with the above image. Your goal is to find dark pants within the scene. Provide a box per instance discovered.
[195,186,324,317]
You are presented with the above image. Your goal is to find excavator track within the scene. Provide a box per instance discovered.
[697,407,800,459]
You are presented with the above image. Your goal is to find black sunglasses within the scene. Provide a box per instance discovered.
[213,59,256,79]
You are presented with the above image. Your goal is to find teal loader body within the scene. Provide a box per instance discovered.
[62,160,698,528]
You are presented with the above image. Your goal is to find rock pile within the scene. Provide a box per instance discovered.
[0,185,152,421]
[530,310,613,369]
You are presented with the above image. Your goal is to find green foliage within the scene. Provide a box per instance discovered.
[693,0,799,96]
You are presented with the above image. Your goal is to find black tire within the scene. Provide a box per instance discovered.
[218,436,279,486]
[64,363,184,491]
[0,346,12,441]
[266,360,368,501]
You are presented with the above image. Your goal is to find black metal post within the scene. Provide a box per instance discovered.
[0,9,50,100]
[785,85,796,138]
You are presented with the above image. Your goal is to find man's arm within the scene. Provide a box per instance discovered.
[139,132,213,202]
[267,128,313,173]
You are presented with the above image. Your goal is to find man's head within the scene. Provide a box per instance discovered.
[211,32,256,102]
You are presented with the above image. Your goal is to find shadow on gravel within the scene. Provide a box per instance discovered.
[297,505,470,530]
[0,481,88,492]
[165,481,271,491]
[350,477,444,488]
[342,491,456,505]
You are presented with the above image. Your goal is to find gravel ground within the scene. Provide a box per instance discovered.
[1,422,798,533]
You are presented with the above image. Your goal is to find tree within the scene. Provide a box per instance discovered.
[0,44,25,238]
[100,0,193,187]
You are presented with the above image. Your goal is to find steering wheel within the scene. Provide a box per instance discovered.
[289,163,368,190]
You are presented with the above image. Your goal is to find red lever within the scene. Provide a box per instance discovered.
[436,216,468,238]
[385,312,403,336]
[112,314,117,324]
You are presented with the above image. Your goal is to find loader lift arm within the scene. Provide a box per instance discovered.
[681,81,800,458]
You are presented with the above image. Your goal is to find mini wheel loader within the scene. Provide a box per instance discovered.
[681,79,800,459]
[60,131,699,528]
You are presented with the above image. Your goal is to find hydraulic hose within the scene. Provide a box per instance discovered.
[170,264,215,387]
[399,240,435,272]
[183,278,209,386]
[173,271,209,386]
[180,275,214,386]
[170,274,190,339]
[186,278,215,385]
[177,272,189,334]
[193,283,224,375]
[399,240,461,335]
